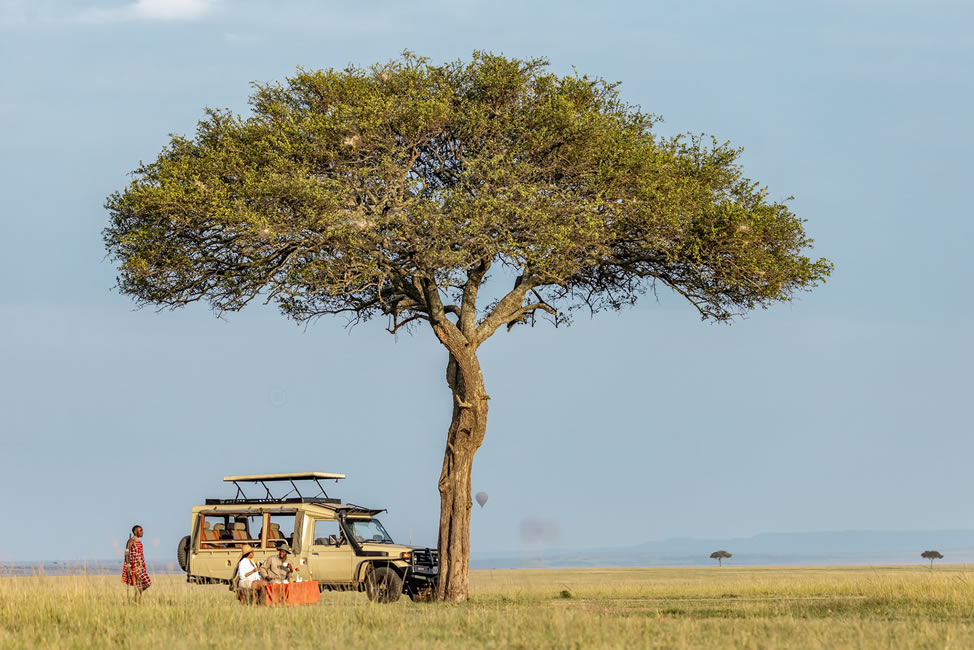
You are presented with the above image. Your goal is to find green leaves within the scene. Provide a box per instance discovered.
[104,52,831,330]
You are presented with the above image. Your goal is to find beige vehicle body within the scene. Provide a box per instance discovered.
[178,473,438,603]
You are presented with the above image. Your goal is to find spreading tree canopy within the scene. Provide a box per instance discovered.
[710,550,732,567]
[104,52,831,601]
[921,550,943,568]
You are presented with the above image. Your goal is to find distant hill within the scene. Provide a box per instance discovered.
[634,530,974,554]
[470,530,974,570]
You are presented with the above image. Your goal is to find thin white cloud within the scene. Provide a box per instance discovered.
[78,0,219,24]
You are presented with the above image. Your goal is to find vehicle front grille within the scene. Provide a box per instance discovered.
[411,547,438,567]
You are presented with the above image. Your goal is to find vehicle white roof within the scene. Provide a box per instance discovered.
[223,472,346,482]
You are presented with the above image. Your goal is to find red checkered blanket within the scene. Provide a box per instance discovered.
[121,538,152,590]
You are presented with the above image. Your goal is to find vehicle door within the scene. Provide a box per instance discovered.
[307,518,353,582]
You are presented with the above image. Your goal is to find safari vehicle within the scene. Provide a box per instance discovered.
[175,472,438,603]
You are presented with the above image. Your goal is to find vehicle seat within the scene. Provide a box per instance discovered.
[268,523,284,541]
[201,521,218,547]
[259,523,284,547]
[232,522,249,541]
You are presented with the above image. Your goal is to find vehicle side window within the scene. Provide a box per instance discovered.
[262,514,296,548]
[197,513,261,550]
[313,520,342,546]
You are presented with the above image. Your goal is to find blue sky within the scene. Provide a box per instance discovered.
[1,0,972,563]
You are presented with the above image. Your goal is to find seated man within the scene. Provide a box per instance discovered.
[260,541,299,584]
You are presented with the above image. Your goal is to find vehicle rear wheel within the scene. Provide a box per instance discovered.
[365,567,402,603]
[176,535,191,572]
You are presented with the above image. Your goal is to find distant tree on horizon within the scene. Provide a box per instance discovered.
[710,550,732,567]
[921,550,943,568]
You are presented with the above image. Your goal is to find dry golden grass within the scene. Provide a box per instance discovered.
[2,565,974,648]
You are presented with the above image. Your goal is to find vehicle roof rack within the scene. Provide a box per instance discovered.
[223,472,346,482]
[203,497,341,506]
[219,472,345,504]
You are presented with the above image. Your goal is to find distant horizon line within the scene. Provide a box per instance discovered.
[5,528,974,564]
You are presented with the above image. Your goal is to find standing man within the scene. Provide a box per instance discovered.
[122,524,152,601]
[261,541,299,584]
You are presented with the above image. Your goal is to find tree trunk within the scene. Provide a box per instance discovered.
[435,351,487,602]
[718,558,722,568]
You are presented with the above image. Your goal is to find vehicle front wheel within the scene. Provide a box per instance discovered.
[176,535,191,572]
[365,567,403,603]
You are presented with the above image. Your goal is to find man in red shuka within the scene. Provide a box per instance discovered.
[122,524,152,601]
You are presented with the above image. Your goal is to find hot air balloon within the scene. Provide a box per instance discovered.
[475,491,488,508]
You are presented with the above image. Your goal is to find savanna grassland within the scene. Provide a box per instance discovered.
[2,565,973,649]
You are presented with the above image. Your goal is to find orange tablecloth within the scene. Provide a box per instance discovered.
[262,581,320,606]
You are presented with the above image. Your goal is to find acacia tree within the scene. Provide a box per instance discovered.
[921,550,943,568]
[710,550,732,567]
[103,52,831,601]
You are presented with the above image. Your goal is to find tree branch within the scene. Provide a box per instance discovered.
[458,259,490,339]
[386,312,428,334]
[475,273,540,343]
[418,275,447,323]
[505,302,559,331]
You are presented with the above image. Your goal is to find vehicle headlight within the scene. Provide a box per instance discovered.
[400,551,412,561]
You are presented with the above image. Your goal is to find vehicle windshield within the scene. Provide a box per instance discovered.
[347,518,393,544]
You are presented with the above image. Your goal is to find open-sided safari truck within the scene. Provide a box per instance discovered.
[176,472,439,603]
